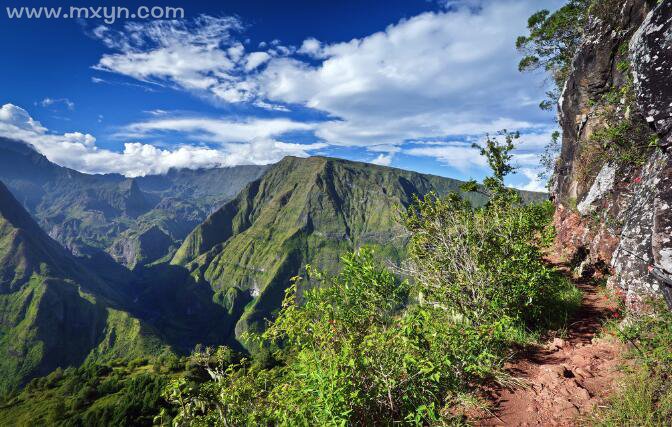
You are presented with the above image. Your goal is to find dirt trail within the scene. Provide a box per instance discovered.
[478,265,625,426]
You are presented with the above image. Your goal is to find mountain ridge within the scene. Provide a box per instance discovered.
[0,137,268,269]
[172,155,546,346]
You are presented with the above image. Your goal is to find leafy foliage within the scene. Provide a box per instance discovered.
[170,156,528,349]
[516,0,590,110]
[539,130,561,185]
[0,357,182,426]
[402,131,577,329]
[576,62,659,183]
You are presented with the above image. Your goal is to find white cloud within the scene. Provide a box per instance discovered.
[87,0,559,183]
[38,97,75,110]
[405,142,487,172]
[245,52,271,71]
[92,2,556,149]
[121,116,315,143]
[371,152,394,166]
[252,1,556,148]
[516,168,547,192]
[0,104,46,132]
[298,38,325,58]
[403,128,554,188]
[92,16,267,104]
[0,104,323,176]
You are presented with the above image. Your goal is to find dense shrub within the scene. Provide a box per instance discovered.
[165,249,518,425]
[0,358,178,426]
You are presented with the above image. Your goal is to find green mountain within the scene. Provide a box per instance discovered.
[0,137,267,269]
[0,180,170,394]
[172,156,545,346]
[0,139,545,389]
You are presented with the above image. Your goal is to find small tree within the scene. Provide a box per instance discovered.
[516,0,590,110]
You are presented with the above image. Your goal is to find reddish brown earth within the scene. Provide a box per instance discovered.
[476,264,625,427]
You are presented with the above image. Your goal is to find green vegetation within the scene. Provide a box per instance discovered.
[516,0,630,111]
[516,0,590,110]
[576,56,659,183]
[172,156,547,349]
[0,137,267,269]
[538,130,561,187]
[0,144,546,397]
[0,356,184,426]
[173,156,501,348]
[592,300,672,426]
[518,1,660,189]
[163,133,578,425]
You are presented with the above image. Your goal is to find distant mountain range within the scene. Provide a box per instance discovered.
[0,137,267,269]
[0,180,170,393]
[0,137,546,391]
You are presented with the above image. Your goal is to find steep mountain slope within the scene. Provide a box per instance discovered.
[0,181,169,393]
[172,156,545,345]
[0,138,267,268]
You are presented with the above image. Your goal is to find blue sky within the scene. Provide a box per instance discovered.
[0,0,563,190]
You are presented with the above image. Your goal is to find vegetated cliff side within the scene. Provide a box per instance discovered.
[552,0,672,308]
[0,181,169,393]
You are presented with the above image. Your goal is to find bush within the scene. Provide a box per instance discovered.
[165,249,514,425]
[401,131,578,328]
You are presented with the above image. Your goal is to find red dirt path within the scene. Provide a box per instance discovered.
[476,265,625,426]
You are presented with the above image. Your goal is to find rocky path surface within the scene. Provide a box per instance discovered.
[478,266,625,426]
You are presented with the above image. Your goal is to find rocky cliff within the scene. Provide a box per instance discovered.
[553,0,672,308]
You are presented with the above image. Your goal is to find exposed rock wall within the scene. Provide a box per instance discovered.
[553,0,672,308]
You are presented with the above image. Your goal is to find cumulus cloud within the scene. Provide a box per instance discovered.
[404,127,555,186]
[254,1,556,148]
[516,168,547,192]
[92,1,556,147]
[298,38,325,58]
[0,104,323,176]
[121,116,316,143]
[405,141,488,172]
[245,52,271,71]
[92,16,268,104]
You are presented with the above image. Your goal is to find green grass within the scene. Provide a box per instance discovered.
[590,300,672,426]
[590,367,672,426]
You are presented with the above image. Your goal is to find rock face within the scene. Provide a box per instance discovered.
[631,1,672,140]
[553,0,672,308]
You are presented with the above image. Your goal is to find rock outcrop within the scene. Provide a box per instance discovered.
[553,0,672,308]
